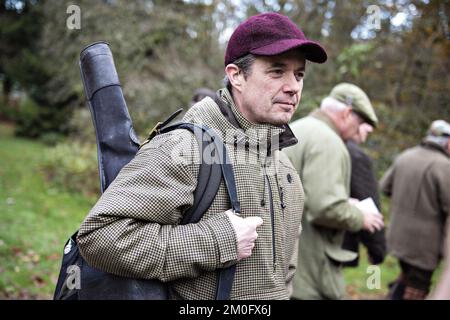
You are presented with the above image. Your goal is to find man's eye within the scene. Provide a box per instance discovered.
[295,72,305,81]
[270,69,284,76]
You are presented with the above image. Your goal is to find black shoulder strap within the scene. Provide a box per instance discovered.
[160,122,238,300]
[179,126,222,225]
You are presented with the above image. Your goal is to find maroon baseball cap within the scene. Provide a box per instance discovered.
[225,12,327,66]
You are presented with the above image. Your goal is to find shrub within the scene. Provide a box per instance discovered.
[67,108,96,145]
[41,141,100,197]
[39,132,65,146]
[13,97,72,139]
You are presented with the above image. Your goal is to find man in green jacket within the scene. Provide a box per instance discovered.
[77,13,327,299]
[284,83,384,300]
[381,120,450,300]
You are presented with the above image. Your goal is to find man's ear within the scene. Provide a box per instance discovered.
[225,64,244,93]
[342,107,353,122]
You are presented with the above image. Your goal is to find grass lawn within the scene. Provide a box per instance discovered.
[0,123,443,299]
[0,123,96,299]
[343,247,399,299]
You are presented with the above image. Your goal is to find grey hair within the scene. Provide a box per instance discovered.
[224,54,257,91]
[320,96,348,113]
[424,135,450,149]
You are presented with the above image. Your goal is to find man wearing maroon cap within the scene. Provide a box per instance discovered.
[222,12,326,127]
[78,12,326,299]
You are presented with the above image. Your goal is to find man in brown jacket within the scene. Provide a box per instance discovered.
[381,120,450,300]
[77,13,327,299]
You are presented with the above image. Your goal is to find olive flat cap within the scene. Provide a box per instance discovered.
[330,83,378,127]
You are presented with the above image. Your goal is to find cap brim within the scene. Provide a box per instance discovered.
[251,39,327,64]
[353,110,377,128]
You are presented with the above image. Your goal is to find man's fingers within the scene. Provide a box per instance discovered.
[375,215,384,226]
[372,218,384,231]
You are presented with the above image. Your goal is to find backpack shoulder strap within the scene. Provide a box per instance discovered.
[160,122,238,300]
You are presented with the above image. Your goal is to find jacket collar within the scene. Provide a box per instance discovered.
[310,109,341,137]
[215,88,298,151]
[421,140,450,158]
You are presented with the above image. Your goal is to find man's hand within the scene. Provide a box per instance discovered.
[225,209,263,260]
[351,198,384,233]
[362,210,384,233]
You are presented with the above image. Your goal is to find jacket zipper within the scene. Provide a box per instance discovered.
[275,174,286,210]
[275,175,286,231]
[263,164,277,271]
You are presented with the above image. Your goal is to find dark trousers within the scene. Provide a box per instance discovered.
[399,260,433,292]
[388,260,433,300]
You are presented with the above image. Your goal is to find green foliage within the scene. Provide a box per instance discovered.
[41,141,99,197]
[1,1,224,138]
[336,43,375,78]
[67,108,96,145]
[13,97,40,137]
[0,1,57,137]
[12,97,72,139]
[39,132,66,146]
[2,0,448,141]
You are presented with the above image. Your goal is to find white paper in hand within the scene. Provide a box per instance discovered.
[355,197,381,215]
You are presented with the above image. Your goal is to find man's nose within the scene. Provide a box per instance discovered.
[283,73,301,95]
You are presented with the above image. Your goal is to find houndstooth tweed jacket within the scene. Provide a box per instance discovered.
[77,88,304,299]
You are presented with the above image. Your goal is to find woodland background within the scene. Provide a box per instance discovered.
[0,0,448,299]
